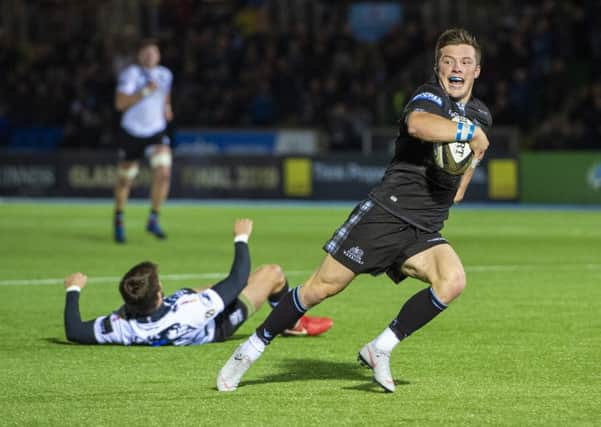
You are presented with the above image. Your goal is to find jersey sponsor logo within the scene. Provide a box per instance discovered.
[147,323,194,346]
[411,92,443,107]
[343,246,365,265]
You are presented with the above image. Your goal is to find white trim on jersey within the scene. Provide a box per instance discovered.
[118,64,173,138]
[93,288,225,346]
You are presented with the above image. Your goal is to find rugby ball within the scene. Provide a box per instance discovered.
[432,117,474,175]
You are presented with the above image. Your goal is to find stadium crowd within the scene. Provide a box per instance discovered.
[0,0,600,151]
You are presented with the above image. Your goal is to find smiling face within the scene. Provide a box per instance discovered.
[436,44,480,103]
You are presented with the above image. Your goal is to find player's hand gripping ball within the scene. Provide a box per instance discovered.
[433,116,475,175]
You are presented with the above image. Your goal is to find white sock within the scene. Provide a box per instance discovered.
[240,333,265,362]
[373,327,400,354]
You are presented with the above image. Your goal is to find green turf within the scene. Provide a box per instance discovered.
[0,202,599,426]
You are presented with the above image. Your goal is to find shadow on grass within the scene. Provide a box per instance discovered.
[43,337,117,346]
[241,357,410,393]
[226,333,333,342]
[44,337,73,345]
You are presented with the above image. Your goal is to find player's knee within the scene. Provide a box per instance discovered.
[257,264,285,286]
[269,264,286,284]
[434,270,466,304]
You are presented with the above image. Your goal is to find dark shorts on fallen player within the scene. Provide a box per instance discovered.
[117,128,169,162]
[212,294,256,342]
[323,199,450,283]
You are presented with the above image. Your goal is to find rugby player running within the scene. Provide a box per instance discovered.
[217,28,492,392]
[113,39,173,243]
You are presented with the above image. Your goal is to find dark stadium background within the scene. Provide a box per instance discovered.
[1,0,600,203]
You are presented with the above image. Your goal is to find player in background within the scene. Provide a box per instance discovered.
[217,28,492,392]
[63,219,333,346]
[113,39,173,243]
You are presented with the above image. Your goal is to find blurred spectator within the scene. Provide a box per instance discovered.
[63,82,104,148]
[327,102,362,152]
[249,79,277,125]
[1,0,600,151]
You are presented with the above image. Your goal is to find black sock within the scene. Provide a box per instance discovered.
[148,210,159,224]
[268,279,289,308]
[256,287,306,345]
[389,287,447,340]
[115,210,123,225]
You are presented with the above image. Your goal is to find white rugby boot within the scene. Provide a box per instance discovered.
[217,340,262,392]
[358,341,396,392]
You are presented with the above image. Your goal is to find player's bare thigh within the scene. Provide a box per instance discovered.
[299,254,356,308]
[400,243,467,304]
[241,264,286,311]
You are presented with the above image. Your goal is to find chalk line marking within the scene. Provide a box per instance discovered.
[1,264,600,286]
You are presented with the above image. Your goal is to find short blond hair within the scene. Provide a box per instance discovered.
[435,28,481,65]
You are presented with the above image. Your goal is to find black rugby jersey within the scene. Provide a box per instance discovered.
[369,76,492,232]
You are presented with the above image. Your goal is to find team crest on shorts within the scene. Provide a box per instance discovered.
[344,246,365,265]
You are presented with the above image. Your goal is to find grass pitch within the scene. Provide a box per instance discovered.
[0,201,599,426]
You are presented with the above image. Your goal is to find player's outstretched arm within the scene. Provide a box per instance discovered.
[232,218,253,239]
[208,219,253,307]
[64,273,97,344]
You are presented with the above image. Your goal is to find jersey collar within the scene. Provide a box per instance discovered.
[118,303,170,323]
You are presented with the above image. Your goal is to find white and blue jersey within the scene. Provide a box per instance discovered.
[93,288,225,346]
[117,64,172,138]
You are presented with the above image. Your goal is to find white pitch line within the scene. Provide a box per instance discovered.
[0,270,312,287]
[466,263,601,272]
[0,264,600,287]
